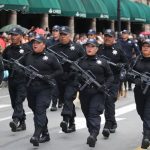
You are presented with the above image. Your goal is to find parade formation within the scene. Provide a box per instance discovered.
[0,0,150,150]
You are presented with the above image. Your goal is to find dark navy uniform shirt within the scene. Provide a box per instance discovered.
[98,43,128,81]
[22,50,63,87]
[77,55,114,88]
[118,39,140,61]
[50,41,85,81]
[3,44,31,80]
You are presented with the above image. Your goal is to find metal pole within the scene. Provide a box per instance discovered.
[117,0,121,34]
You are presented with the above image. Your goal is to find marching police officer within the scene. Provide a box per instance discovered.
[46,25,60,111]
[50,26,84,133]
[76,39,113,147]
[118,30,141,90]
[2,27,31,132]
[21,35,63,146]
[46,25,60,47]
[97,29,128,138]
[127,39,150,149]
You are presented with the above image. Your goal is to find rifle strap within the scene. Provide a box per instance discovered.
[130,55,142,69]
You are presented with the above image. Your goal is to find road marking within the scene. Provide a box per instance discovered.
[0,102,136,126]
[0,104,11,108]
[59,103,136,133]
[0,95,9,99]
[75,103,136,130]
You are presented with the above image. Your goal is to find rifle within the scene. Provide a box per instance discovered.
[100,55,127,81]
[3,58,18,77]
[127,68,150,94]
[47,48,110,96]
[4,58,55,87]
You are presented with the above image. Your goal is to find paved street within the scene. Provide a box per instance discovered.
[0,86,149,150]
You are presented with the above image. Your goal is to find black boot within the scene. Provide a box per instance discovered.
[50,104,57,111]
[16,120,26,132]
[9,118,20,132]
[109,122,117,133]
[102,121,112,138]
[87,132,98,147]
[141,130,150,149]
[30,126,43,146]
[58,103,63,108]
[67,118,76,133]
[60,116,69,133]
[39,128,50,143]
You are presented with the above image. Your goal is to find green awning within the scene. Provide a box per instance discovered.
[81,0,109,19]
[101,0,130,21]
[123,0,146,22]
[58,0,86,18]
[0,0,29,12]
[136,2,150,24]
[28,0,61,14]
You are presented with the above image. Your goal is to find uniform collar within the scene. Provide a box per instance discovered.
[85,54,98,60]
[59,41,73,47]
[32,49,46,55]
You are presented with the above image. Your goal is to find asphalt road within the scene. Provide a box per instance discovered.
[0,87,149,150]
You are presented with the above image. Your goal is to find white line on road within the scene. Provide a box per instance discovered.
[0,104,11,108]
[0,103,136,129]
[59,103,136,132]
[0,95,9,99]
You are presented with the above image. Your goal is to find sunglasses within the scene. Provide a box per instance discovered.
[52,30,59,32]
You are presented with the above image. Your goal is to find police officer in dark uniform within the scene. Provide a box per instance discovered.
[2,27,31,132]
[97,29,127,138]
[46,25,60,47]
[27,32,36,49]
[76,39,113,147]
[50,26,84,133]
[21,35,63,146]
[118,30,141,90]
[46,25,60,111]
[127,39,150,149]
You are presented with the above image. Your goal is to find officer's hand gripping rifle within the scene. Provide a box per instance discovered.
[3,58,19,77]
[47,48,110,96]
[127,68,150,94]
[100,55,127,81]
[10,58,55,87]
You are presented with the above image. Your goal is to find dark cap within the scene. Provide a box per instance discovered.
[52,25,60,31]
[60,26,71,34]
[85,39,98,47]
[122,30,129,34]
[28,32,35,37]
[142,39,150,45]
[33,35,46,43]
[88,29,96,35]
[9,27,23,35]
[104,29,115,37]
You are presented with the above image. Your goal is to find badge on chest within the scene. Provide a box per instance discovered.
[96,60,102,65]
[19,49,24,54]
[112,49,118,55]
[42,56,48,61]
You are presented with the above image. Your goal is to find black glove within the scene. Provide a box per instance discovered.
[98,84,107,92]
[134,78,141,86]
[42,75,52,81]
[116,63,124,68]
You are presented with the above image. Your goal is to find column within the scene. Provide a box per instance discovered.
[68,17,74,39]
[90,18,96,30]
[41,13,49,30]
[127,21,131,32]
[8,11,17,24]
[111,20,115,30]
